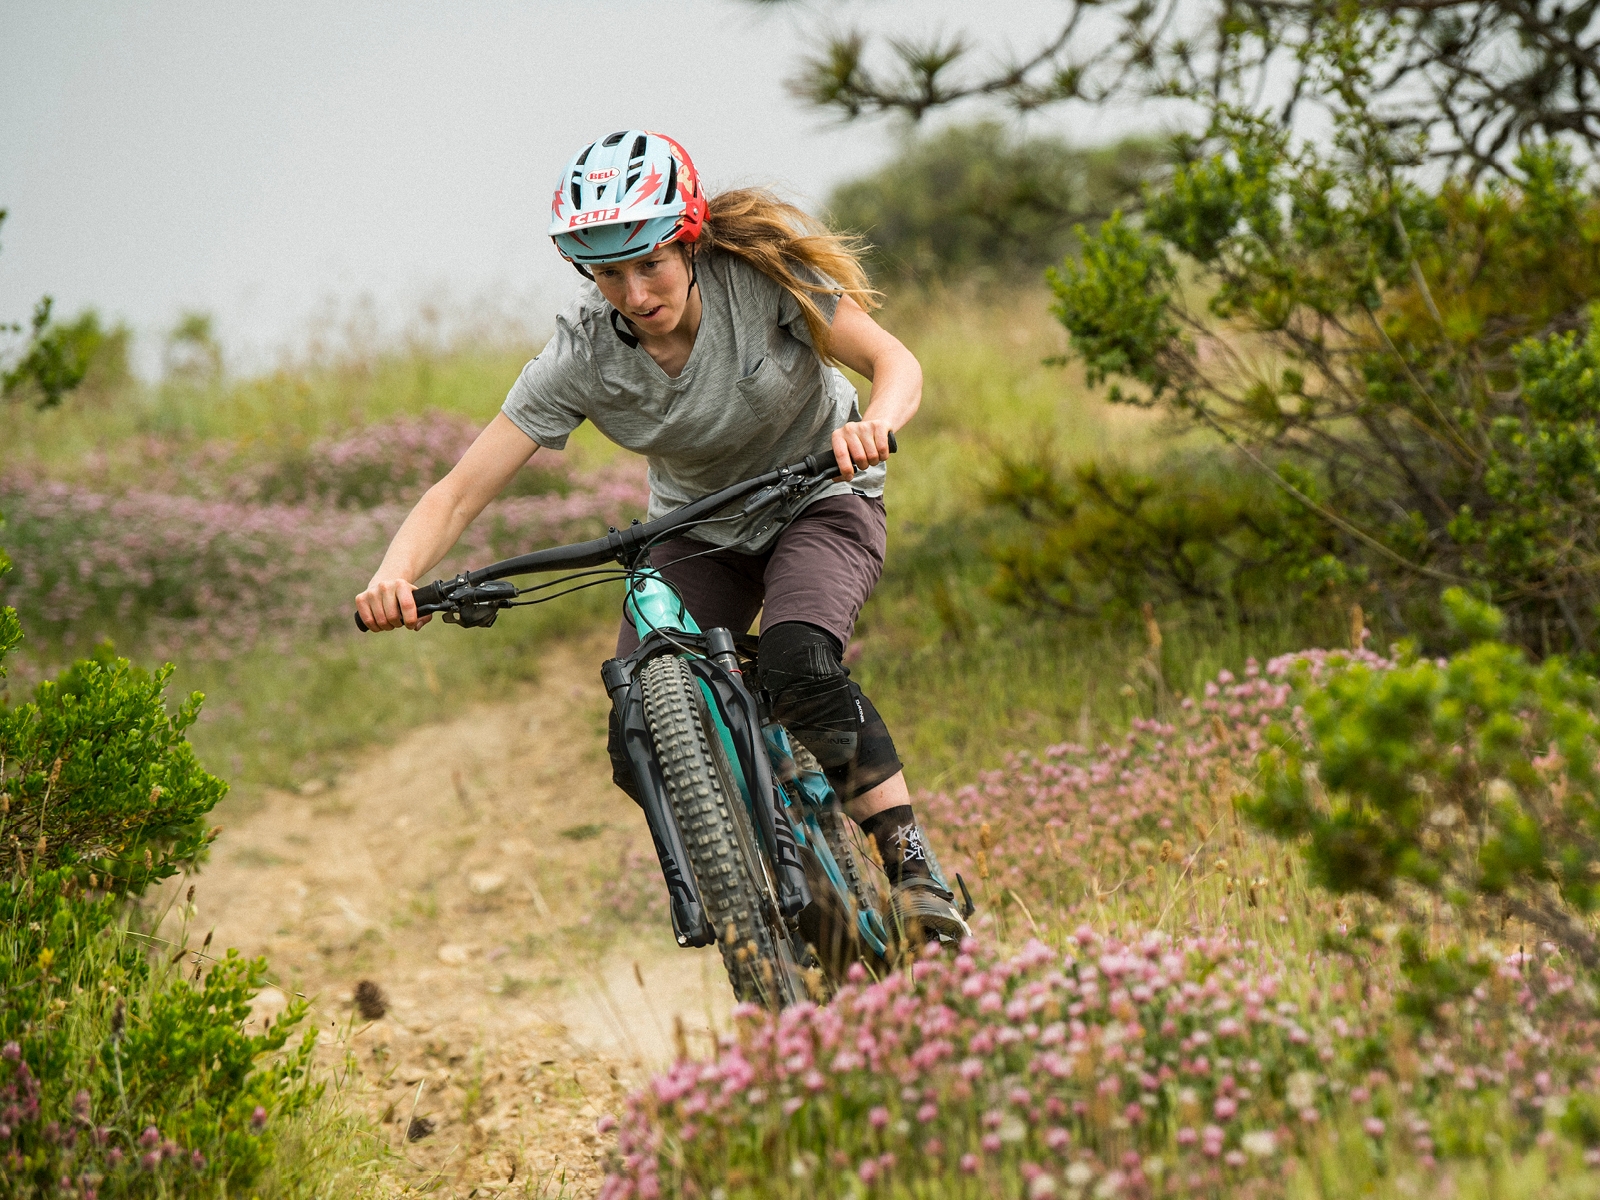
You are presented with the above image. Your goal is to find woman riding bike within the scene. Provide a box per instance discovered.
[355,129,967,943]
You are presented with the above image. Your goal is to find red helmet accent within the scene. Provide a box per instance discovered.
[654,132,705,245]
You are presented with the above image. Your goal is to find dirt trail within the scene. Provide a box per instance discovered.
[167,629,731,1196]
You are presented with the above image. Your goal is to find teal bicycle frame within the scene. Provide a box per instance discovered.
[624,567,891,958]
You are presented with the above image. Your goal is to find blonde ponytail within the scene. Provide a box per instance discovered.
[698,189,879,361]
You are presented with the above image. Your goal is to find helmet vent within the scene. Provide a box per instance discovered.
[630,134,647,159]
[625,172,640,193]
[575,143,593,166]
[570,181,582,210]
[664,158,678,203]
[602,131,628,147]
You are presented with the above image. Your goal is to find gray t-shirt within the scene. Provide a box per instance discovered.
[501,249,886,552]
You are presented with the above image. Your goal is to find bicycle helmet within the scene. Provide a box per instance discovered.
[548,130,706,270]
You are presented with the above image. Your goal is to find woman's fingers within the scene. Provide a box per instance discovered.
[831,427,857,480]
[834,421,892,479]
[398,584,420,630]
[357,580,416,632]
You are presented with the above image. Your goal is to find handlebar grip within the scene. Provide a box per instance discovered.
[888,430,898,454]
[354,578,448,632]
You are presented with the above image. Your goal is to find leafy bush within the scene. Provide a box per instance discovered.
[985,450,1348,622]
[1050,112,1600,660]
[827,122,1163,283]
[1,299,125,413]
[1,645,225,889]
[1246,589,1600,973]
[0,527,335,1197]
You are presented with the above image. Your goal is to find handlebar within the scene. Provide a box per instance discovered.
[354,432,897,632]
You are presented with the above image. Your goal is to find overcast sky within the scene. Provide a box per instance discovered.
[1,2,1165,374]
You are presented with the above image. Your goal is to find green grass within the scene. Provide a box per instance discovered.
[176,579,622,798]
[845,287,1342,786]
[4,284,1339,798]
[0,334,623,476]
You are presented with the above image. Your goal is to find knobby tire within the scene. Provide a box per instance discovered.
[639,655,806,1009]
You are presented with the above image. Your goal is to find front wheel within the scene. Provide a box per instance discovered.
[640,655,807,1008]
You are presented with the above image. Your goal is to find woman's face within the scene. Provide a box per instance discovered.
[592,247,693,337]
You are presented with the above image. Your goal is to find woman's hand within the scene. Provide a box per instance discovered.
[832,418,894,481]
[356,578,431,632]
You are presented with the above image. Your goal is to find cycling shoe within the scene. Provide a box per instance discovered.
[890,877,972,945]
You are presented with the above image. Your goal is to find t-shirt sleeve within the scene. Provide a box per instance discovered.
[770,260,843,350]
[500,312,592,450]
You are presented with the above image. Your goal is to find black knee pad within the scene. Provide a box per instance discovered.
[758,622,904,800]
[758,622,858,767]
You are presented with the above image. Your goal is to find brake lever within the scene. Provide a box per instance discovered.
[440,580,517,629]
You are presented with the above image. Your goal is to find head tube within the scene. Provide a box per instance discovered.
[624,568,701,641]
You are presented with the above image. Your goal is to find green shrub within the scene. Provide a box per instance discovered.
[0,520,337,1197]
[985,448,1350,622]
[2,298,123,412]
[1050,118,1600,661]
[1245,589,1600,983]
[1,643,226,890]
[0,877,320,1197]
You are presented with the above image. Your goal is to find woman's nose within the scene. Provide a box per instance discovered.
[625,273,653,308]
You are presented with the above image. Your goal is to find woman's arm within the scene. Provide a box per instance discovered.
[824,295,923,481]
[355,412,540,631]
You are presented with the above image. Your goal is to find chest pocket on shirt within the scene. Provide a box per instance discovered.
[736,354,799,419]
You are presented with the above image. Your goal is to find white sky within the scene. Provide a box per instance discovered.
[1,1,1167,375]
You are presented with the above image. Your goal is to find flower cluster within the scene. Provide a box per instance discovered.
[601,647,1600,1196]
[0,1042,213,1199]
[922,649,1393,920]
[602,928,1600,1198]
[0,411,648,663]
[253,410,486,508]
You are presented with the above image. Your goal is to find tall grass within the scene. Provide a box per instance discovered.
[2,285,1335,796]
[854,287,1339,787]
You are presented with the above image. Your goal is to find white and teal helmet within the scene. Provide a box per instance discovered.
[548,130,706,271]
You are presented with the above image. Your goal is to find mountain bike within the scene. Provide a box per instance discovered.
[355,440,973,1008]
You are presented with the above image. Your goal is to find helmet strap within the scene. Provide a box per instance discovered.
[571,262,595,281]
[608,306,640,349]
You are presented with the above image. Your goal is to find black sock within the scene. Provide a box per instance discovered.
[859,805,934,887]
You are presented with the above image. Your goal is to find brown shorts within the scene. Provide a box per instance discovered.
[615,493,887,656]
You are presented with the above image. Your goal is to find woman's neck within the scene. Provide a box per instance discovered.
[631,286,703,379]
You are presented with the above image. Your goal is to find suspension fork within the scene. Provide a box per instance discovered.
[602,658,714,948]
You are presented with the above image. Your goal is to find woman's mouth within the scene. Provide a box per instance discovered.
[633,304,665,321]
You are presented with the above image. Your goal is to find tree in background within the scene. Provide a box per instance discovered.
[1,209,130,410]
[163,310,224,385]
[826,121,1163,283]
[780,1,1600,180]
[771,2,1600,659]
